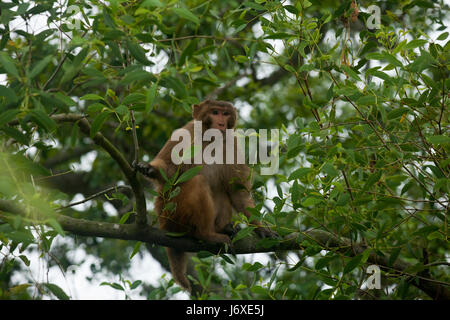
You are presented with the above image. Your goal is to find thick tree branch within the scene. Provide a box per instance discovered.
[0,199,448,300]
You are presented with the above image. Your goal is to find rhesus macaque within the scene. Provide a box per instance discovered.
[134,99,276,292]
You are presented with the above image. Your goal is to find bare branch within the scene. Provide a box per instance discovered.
[56,185,132,211]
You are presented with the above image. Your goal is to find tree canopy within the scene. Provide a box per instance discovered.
[0,0,449,300]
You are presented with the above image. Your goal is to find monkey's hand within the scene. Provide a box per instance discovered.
[132,161,157,178]
[255,226,279,239]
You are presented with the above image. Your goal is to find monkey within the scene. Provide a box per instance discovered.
[134,99,276,292]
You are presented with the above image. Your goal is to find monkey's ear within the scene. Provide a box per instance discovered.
[192,104,201,119]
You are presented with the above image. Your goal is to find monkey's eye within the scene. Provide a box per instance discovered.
[212,110,219,115]
[223,112,230,116]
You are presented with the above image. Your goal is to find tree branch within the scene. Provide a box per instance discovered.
[0,199,448,300]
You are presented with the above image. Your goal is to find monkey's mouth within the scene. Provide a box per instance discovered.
[217,123,226,130]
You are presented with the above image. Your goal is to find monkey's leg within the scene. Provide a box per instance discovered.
[192,183,232,247]
[213,193,233,233]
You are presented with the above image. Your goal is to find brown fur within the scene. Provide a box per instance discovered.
[145,100,272,292]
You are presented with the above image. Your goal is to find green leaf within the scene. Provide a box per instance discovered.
[1,127,29,145]
[80,94,104,101]
[122,70,155,85]
[175,166,202,184]
[0,109,20,127]
[232,227,255,243]
[242,261,263,271]
[19,255,30,266]
[30,109,57,132]
[365,52,402,67]
[362,171,382,191]
[0,52,20,79]
[140,0,163,7]
[173,7,200,25]
[0,85,18,104]
[123,93,145,105]
[220,254,235,265]
[47,218,65,236]
[130,280,142,290]
[114,104,128,117]
[407,51,435,72]
[244,1,265,11]
[322,163,339,178]
[197,251,214,259]
[119,212,132,224]
[387,107,409,119]
[100,282,124,291]
[28,56,53,79]
[264,32,295,40]
[145,82,157,113]
[90,111,111,138]
[288,167,312,181]
[341,65,361,81]
[315,256,334,270]
[427,135,450,145]
[366,69,394,85]
[126,40,152,65]
[437,32,449,41]
[130,241,141,259]
[299,64,315,73]
[388,248,401,267]
[356,95,377,106]
[160,76,187,98]
[302,196,324,207]
[284,5,299,15]
[290,180,302,204]
[169,186,181,199]
[404,39,428,50]
[343,254,364,274]
[413,225,439,237]
[44,283,70,300]
[87,103,106,113]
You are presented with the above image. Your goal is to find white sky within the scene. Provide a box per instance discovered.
[1,1,449,299]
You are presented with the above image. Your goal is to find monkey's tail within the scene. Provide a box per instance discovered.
[166,247,191,292]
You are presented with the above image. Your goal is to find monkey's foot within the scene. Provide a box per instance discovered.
[133,161,157,178]
[222,223,241,238]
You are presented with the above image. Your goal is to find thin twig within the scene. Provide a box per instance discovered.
[42,29,88,91]
[130,110,139,165]
[56,185,132,211]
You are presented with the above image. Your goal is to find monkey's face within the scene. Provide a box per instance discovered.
[208,107,231,131]
[193,100,237,130]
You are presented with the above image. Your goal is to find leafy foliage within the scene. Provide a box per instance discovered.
[0,0,448,300]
